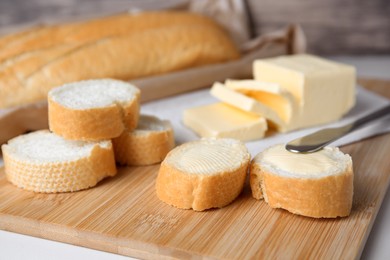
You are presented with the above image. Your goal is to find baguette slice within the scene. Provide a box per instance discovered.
[1,130,117,193]
[48,79,140,141]
[250,144,353,218]
[113,115,175,166]
[156,138,250,211]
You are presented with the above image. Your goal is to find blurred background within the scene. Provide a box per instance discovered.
[0,0,389,55]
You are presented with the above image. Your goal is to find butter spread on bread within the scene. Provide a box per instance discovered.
[1,130,117,193]
[250,144,353,218]
[48,79,140,141]
[156,138,250,211]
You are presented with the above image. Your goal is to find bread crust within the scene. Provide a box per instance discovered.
[250,162,353,218]
[0,12,239,109]
[1,140,117,193]
[26,25,239,95]
[157,162,248,211]
[0,44,78,108]
[156,139,250,211]
[48,91,140,141]
[0,12,229,64]
[113,124,175,166]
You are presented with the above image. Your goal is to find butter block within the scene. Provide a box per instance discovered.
[210,82,286,131]
[183,102,267,141]
[253,54,356,128]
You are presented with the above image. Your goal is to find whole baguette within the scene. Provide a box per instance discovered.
[24,25,239,105]
[0,11,225,67]
[0,11,231,65]
[0,11,239,108]
[0,26,44,50]
[0,44,78,108]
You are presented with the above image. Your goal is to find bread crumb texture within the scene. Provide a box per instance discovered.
[48,79,140,140]
[1,130,117,193]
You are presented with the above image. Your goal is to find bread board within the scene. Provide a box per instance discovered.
[0,80,389,259]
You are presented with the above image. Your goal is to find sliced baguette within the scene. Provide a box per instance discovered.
[48,79,140,141]
[113,115,175,166]
[250,144,353,218]
[1,130,117,193]
[156,138,250,211]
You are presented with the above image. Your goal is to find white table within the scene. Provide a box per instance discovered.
[1,55,390,259]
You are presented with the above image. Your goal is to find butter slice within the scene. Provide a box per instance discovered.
[253,54,355,128]
[210,82,286,131]
[225,79,297,124]
[183,102,267,141]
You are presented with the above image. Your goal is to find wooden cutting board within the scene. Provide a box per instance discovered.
[0,79,389,259]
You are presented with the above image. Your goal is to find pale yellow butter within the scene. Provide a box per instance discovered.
[258,144,352,178]
[253,54,356,129]
[184,54,356,141]
[224,79,298,126]
[210,82,285,129]
[183,102,267,141]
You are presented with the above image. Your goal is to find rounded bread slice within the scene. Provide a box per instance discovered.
[1,130,117,193]
[156,138,250,211]
[250,144,353,218]
[113,114,175,166]
[48,79,140,141]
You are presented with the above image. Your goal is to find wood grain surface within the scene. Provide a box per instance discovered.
[0,80,389,259]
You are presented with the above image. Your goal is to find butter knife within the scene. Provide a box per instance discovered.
[286,104,390,153]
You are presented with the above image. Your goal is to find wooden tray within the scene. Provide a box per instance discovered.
[0,79,389,259]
